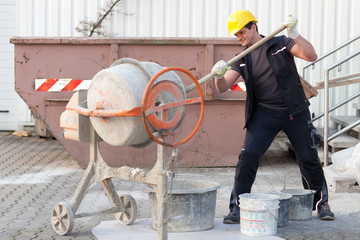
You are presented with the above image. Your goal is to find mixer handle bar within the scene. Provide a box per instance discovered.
[75,101,142,117]
[184,25,286,94]
[75,98,201,118]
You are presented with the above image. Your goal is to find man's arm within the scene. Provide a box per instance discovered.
[283,15,318,62]
[214,69,241,93]
[291,35,318,62]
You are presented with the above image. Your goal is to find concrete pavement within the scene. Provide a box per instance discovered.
[1,131,360,239]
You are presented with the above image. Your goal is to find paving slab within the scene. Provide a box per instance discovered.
[92,219,282,240]
[0,132,360,240]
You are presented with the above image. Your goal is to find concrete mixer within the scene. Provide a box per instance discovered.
[52,26,289,239]
[53,58,204,240]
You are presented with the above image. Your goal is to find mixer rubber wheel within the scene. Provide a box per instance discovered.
[142,67,204,147]
[115,194,138,225]
[51,202,74,235]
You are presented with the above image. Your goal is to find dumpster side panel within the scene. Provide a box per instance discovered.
[12,38,246,168]
[14,44,110,116]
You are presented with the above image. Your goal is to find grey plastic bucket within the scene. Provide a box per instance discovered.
[267,192,293,227]
[280,189,315,220]
[146,180,220,232]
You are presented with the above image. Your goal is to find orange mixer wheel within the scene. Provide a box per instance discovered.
[142,67,204,147]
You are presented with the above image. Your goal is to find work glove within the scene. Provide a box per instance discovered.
[212,60,230,79]
[282,15,299,39]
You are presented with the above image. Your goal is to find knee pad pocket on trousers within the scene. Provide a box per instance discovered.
[308,120,320,149]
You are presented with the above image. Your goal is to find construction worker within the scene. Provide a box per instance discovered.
[212,10,335,223]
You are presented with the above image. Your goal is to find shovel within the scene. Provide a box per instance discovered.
[185,25,287,93]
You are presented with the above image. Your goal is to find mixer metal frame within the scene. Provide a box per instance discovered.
[52,66,204,240]
[51,123,174,240]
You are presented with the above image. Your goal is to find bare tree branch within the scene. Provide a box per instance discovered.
[76,0,127,37]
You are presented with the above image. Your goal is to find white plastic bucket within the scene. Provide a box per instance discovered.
[239,193,280,237]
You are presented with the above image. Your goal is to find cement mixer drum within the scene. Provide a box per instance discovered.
[87,58,185,147]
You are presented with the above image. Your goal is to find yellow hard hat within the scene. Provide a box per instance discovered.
[227,10,258,36]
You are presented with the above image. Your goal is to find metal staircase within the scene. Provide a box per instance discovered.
[302,33,360,166]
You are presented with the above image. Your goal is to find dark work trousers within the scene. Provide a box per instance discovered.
[229,106,329,214]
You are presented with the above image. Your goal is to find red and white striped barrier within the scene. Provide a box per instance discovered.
[230,82,246,91]
[35,78,91,92]
[35,78,245,92]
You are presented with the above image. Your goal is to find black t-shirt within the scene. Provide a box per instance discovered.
[231,36,295,110]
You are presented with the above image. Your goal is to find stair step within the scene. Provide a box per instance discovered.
[352,102,360,111]
[323,164,359,193]
[317,127,359,149]
[353,103,360,117]
[285,140,330,164]
[330,115,360,132]
[317,128,337,141]
[328,134,360,148]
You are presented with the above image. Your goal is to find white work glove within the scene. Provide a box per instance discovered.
[212,60,230,79]
[282,15,299,39]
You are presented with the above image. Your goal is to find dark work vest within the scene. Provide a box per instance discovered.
[238,36,310,128]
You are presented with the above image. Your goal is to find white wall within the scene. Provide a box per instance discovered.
[6,0,360,130]
[17,0,360,82]
[17,0,360,53]
[0,0,33,131]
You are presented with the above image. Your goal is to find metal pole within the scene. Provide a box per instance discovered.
[157,109,168,240]
[157,139,168,240]
[323,70,330,166]
[185,25,286,94]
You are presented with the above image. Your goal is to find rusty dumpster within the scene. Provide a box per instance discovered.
[11,37,247,168]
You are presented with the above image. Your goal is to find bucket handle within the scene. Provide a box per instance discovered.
[283,172,310,190]
[264,205,279,222]
[279,201,293,217]
[265,201,294,225]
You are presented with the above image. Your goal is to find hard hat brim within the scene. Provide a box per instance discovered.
[229,27,241,36]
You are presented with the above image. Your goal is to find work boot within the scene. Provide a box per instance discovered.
[223,212,240,224]
[317,201,335,220]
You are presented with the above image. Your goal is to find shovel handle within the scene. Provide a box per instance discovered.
[185,25,287,94]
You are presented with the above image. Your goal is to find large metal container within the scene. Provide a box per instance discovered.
[11,37,247,168]
[87,58,185,147]
[146,180,221,232]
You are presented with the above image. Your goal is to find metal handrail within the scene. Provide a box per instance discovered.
[312,91,360,122]
[323,49,360,166]
[328,119,360,142]
[302,33,360,77]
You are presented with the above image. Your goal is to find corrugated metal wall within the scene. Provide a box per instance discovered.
[16,0,360,125]
[0,0,16,130]
[0,0,33,130]
[18,0,360,44]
